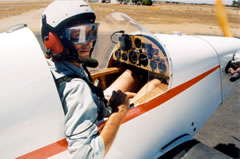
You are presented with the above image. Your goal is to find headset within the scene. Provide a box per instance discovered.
[44,32,63,55]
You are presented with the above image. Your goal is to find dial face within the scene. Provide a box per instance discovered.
[139,54,148,67]
[145,43,153,59]
[129,51,138,64]
[158,62,166,73]
[150,60,157,71]
[156,57,161,63]
[153,48,159,56]
[115,49,121,60]
[134,38,142,48]
[122,53,128,61]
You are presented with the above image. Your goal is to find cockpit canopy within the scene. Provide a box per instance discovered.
[91,13,170,105]
[92,12,170,81]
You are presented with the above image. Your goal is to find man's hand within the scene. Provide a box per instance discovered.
[109,90,130,113]
[100,90,130,157]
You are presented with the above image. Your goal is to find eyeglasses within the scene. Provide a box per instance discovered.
[64,23,99,44]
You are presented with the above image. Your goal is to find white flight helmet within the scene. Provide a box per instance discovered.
[41,0,97,61]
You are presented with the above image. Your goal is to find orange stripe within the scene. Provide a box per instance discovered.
[17,65,220,158]
[16,139,68,159]
[123,65,220,123]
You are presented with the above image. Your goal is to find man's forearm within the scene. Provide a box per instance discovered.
[100,105,128,157]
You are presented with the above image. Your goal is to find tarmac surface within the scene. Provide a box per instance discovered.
[195,82,240,159]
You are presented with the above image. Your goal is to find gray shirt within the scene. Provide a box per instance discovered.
[48,60,105,159]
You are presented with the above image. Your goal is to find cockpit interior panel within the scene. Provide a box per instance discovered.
[112,34,169,80]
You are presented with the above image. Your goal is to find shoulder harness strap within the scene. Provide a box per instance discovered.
[50,71,112,121]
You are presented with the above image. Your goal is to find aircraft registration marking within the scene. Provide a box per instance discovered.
[16,65,220,159]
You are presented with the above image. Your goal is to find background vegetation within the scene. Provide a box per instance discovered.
[232,0,240,7]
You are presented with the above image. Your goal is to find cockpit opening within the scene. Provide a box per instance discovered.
[91,12,170,106]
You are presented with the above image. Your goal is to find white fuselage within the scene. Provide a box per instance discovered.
[0,27,239,159]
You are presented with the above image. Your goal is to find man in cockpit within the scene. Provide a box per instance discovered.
[41,0,161,158]
[227,66,240,82]
[225,54,240,82]
[41,1,131,158]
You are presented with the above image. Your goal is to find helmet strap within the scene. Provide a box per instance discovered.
[60,36,79,61]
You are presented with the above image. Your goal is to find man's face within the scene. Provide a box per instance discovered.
[64,23,98,60]
[73,39,93,60]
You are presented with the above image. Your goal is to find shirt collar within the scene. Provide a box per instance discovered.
[48,60,89,81]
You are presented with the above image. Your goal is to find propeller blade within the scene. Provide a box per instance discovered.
[215,0,232,37]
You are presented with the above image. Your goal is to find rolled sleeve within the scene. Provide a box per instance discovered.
[61,78,105,159]
[68,133,105,159]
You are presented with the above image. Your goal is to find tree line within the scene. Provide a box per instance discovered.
[118,0,240,7]
[232,0,240,7]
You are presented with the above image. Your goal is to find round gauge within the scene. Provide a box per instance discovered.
[122,53,128,61]
[147,51,153,59]
[134,38,142,48]
[153,48,159,56]
[156,57,161,63]
[129,51,138,64]
[150,60,157,71]
[139,54,148,67]
[158,62,166,73]
[115,49,121,60]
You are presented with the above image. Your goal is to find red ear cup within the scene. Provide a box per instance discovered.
[44,32,63,54]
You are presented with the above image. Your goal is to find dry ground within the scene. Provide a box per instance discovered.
[91,3,240,27]
[0,0,239,36]
[91,3,240,36]
[0,0,53,19]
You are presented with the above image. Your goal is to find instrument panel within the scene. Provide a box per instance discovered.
[112,34,169,78]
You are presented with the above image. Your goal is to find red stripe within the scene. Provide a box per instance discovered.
[16,65,220,158]
[16,139,68,159]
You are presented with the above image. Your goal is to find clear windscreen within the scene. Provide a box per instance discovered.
[91,12,151,70]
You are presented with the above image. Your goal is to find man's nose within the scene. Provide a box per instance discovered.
[86,40,93,46]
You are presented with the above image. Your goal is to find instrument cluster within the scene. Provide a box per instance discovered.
[112,34,169,77]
